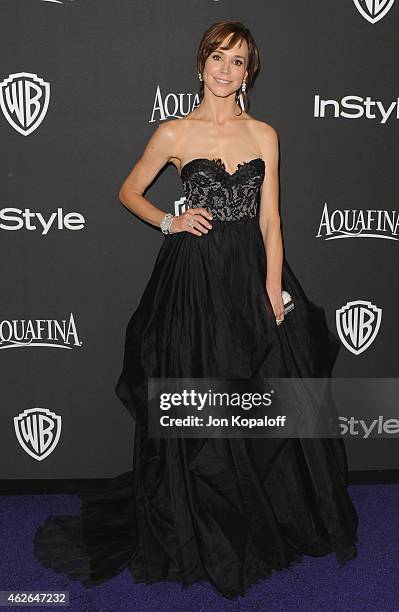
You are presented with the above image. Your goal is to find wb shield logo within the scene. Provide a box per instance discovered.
[353,0,396,23]
[336,300,382,355]
[14,407,62,461]
[0,72,50,136]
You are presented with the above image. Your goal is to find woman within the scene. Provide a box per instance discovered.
[34,20,358,600]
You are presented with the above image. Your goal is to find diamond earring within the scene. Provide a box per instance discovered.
[198,72,203,81]
[241,80,247,92]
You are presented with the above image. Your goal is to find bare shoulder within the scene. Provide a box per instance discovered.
[155,116,202,170]
[154,118,193,163]
[138,118,189,172]
[150,118,182,146]
[246,117,279,164]
[247,117,278,143]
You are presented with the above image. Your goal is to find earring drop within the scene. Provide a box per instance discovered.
[198,72,203,81]
[241,80,247,92]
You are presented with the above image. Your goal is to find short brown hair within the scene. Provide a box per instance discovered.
[196,20,261,113]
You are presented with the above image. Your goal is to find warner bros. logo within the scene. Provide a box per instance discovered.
[14,407,62,461]
[336,300,382,355]
[353,0,396,23]
[0,72,50,136]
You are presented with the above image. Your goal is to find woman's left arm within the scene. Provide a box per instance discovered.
[258,123,285,323]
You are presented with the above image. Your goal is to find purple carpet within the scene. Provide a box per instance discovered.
[1,484,398,611]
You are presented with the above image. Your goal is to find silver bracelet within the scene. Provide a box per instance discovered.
[160,213,175,235]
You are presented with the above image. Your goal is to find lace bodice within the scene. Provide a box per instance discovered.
[180,157,265,222]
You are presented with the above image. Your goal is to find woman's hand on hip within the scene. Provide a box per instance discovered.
[171,208,213,236]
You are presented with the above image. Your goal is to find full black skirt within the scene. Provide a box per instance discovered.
[34,217,358,599]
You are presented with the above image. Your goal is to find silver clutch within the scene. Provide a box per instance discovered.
[282,290,295,315]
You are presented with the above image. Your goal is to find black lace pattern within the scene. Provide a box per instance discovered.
[180,157,265,222]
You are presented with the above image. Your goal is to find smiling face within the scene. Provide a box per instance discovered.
[203,35,249,99]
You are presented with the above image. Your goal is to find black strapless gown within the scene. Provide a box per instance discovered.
[33,158,359,600]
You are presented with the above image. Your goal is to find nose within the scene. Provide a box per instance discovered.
[219,59,230,75]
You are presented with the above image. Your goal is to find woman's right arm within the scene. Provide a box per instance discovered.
[118,122,212,235]
[118,122,177,228]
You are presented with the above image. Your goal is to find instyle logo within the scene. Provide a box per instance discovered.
[316,203,399,241]
[353,0,396,23]
[314,95,399,123]
[0,207,86,234]
[339,415,399,438]
[336,300,382,355]
[14,407,62,461]
[150,86,200,122]
[0,72,50,135]
[0,313,82,350]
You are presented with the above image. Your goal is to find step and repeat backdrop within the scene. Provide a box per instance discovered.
[1,0,398,478]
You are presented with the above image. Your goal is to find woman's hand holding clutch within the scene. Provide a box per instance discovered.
[266,285,294,326]
[267,284,285,325]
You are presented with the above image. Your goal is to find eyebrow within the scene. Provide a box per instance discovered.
[214,49,246,60]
